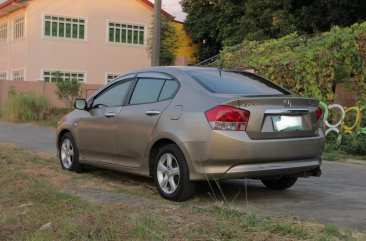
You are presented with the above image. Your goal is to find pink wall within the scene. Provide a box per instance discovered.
[1,0,154,84]
[0,8,27,77]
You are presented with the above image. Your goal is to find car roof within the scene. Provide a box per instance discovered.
[123,66,223,76]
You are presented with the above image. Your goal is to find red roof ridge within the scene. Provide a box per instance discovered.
[0,0,21,9]
[138,0,174,19]
[0,0,175,20]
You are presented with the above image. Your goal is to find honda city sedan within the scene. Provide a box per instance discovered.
[57,67,325,201]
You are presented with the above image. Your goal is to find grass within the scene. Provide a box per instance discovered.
[0,144,365,241]
[0,104,69,128]
[0,90,71,128]
[0,93,49,122]
[34,108,70,128]
[323,151,366,162]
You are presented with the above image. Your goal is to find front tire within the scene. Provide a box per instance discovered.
[154,144,195,201]
[261,176,297,190]
[59,132,83,173]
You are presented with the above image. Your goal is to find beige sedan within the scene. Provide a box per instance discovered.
[57,67,325,201]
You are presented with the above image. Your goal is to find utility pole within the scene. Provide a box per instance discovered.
[151,0,161,66]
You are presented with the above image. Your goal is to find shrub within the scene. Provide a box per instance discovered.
[324,132,366,156]
[217,22,366,103]
[1,93,49,121]
[55,79,81,109]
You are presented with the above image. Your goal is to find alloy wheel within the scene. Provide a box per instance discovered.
[157,153,180,194]
[61,138,74,169]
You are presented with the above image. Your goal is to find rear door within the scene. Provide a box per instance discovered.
[115,73,180,167]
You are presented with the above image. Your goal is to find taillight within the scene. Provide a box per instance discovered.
[316,106,323,120]
[205,106,250,131]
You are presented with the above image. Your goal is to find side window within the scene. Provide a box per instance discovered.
[159,80,179,101]
[93,80,131,108]
[130,78,165,105]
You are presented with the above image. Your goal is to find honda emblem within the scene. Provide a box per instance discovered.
[284,100,292,108]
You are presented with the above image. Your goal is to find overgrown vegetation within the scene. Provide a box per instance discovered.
[0,87,68,127]
[0,87,49,122]
[324,133,366,160]
[1,144,364,241]
[216,23,366,104]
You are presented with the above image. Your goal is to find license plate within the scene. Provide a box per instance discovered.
[272,116,303,132]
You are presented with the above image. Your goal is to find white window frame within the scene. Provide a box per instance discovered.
[42,69,86,83]
[13,15,25,40]
[0,21,8,42]
[12,69,25,81]
[0,72,7,80]
[106,73,120,84]
[42,13,87,41]
[106,20,146,46]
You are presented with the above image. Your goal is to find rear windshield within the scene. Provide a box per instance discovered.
[188,70,290,95]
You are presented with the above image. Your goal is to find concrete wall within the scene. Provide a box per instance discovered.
[0,79,102,108]
[0,80,358,109]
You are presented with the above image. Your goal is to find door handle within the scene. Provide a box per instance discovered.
[105,112,117,118]
[145,110,161,116]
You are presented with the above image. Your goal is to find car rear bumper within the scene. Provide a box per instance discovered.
[222,159,321,179]
[180,129,325,180]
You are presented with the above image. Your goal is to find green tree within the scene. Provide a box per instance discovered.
[181,0,366,61]
[147,17,180,66]
[240,0,297,40]
[292,0,366,34]
[160,18,180,65]
[181,0,223,61]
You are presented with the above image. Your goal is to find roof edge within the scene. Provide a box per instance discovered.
[0,0,20,10]
[138,0,174,19]
[0,0,175,20]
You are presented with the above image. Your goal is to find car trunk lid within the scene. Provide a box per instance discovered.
[223,95,321,139]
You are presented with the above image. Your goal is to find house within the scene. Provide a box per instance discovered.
[0,0,185,85]
[172,20,198,66]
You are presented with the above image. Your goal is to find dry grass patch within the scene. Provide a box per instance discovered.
[0,143,365,241]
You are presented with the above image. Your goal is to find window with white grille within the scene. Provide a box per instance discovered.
[12,70,24,81]
[44,15,86,40]
[43,70,85,82]
[106,74,119,83]
[108,22,145,45]
[0,72,7,80]
[0,22,7,42]
[13,15,25,39]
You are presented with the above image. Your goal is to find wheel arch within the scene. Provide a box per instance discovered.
[57,128,77,150]
[148,138,178,177]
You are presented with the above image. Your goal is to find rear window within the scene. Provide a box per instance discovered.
[188,70,289,95]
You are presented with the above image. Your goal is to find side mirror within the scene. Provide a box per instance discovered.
[74,99,87,110]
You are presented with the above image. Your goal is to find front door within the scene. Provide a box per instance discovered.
[77,79,132,163]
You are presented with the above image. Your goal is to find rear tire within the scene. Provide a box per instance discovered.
[154,144,195,201]
[59,132,84,173]
[261,176,297,190]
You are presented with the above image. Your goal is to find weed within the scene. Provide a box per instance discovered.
[0,93,49,121]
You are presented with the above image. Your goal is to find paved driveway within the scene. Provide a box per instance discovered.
[0,122,56,155]
[0,121,365,231]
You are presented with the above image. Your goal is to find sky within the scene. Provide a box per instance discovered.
[158,0,186,22]
[0,0,186,22]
